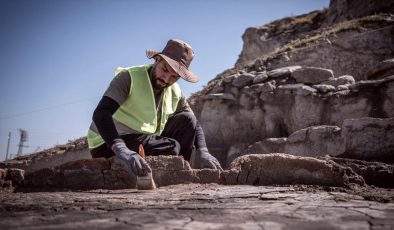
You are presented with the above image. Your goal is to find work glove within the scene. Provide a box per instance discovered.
[111,140,151,177]
[190,147,223,171]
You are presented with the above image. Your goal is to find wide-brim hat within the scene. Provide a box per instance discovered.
[146,38,199,83]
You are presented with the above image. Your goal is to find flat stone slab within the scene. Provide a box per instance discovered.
[1,184,393,229]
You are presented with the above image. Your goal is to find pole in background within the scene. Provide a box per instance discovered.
[5,132,11,161]
[16,129,28,157]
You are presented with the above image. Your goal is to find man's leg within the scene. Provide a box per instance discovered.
[90,133,181,159]
[161,111,197,161]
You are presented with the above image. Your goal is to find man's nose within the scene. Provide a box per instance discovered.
[161,74,170,83]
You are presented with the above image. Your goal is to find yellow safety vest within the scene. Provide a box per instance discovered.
[87,64,182,149]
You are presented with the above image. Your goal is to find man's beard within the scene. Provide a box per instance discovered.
[154,79,168,90]
[151,66,168,90]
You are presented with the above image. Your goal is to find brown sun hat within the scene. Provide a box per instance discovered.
[146,38,199,83]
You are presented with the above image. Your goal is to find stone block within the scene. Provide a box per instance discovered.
[260,81,277,93]
[153,170,197,187]
[232,73,255,88]
[147,155,191,171]
[285,125,343,157]
[229,153,364,187]
[219,169,239,185]
[194,169,221,184]
[59,158,110,171]
[323,75,355,87]
[292,67,334,84]
[253,72,268,84]
[267,66,301,78]
[24,167,62,188]
[312,84,336,93]
[5,168,25,186]
[0,168,5,187]
[339,117,394,163]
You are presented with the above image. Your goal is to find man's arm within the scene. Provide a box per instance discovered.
[92,96,121,147]
[92,70,150,176]
[93,70,130,147]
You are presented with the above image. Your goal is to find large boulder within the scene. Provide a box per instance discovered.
[339,117,394,163]
[292,67,334,84]
[229,153,364,187]
[285,126,343,157]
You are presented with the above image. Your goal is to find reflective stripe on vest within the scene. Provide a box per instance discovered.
[87,64,182,149]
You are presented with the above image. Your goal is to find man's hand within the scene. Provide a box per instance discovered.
[191,147,223,171]
[111,140,152,176]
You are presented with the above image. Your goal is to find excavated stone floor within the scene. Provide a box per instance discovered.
[1,184,394,230]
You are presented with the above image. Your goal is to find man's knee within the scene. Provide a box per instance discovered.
[170,111,197,128]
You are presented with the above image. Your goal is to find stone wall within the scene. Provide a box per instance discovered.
[192,64,394,161]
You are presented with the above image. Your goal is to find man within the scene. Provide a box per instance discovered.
[87,38,222,177]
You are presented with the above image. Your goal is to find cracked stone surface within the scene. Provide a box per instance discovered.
[1,184,393,229]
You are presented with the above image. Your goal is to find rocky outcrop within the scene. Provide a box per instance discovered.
[236,0,394,81]
[325,0,394,24]
[0,137,91,172]
[236,10,326,66]
[192,70,394,161]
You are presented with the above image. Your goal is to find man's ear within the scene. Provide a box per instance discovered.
[154,55,162,63]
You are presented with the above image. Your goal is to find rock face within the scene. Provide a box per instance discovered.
[235,0,394,81]
[190,1,394,166]
[236,0,394,67]
[325,0,394,24]
[192,73,394,161]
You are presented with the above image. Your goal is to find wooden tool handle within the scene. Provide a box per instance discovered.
[138,144,145,158]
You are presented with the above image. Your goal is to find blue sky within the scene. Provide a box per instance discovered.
[0,0,329,160]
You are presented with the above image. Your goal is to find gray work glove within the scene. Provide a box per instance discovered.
[190,147,223,171]
[111,140,151,176]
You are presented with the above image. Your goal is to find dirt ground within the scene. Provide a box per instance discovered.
[1,184,393,230]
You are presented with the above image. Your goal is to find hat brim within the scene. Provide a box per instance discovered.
[146,49,199,83]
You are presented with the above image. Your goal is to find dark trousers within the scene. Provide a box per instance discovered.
[90,111,197,161]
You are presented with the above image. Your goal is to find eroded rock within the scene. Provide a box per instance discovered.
[285,126,343,157]
[339,117,394,163]
[267,66,301,78]
[229,153,365,187]
[232,73,255,88]
[323,75,355,87]
[292,67,334,84]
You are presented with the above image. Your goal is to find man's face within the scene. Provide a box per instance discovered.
[151,59,180,90]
